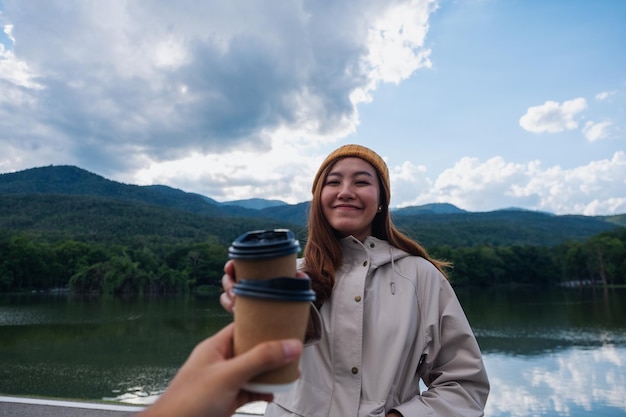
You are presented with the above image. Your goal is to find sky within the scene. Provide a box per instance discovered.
[1,0,625,215]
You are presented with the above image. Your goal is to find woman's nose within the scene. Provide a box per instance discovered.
[337,183,355,198]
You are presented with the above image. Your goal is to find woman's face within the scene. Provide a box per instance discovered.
[320,157,381,242]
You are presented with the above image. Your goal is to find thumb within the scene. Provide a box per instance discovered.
[227,339,303,385]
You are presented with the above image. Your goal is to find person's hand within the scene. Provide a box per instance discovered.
[136,323,303,417]
[219,260,237,313]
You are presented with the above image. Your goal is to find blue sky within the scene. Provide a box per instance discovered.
[1,0,624,215]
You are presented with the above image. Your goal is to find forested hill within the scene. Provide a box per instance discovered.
[0,165,239,218]
[0,165,623,248]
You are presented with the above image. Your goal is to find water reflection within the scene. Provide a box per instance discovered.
[101,346,626,416]
[1,289,625,417]
[485,346,626,417]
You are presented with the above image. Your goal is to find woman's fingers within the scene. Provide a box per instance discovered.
[219,291,234,313]
[220,261,236,313]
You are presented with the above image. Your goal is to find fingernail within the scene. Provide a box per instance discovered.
[281,340,301,360]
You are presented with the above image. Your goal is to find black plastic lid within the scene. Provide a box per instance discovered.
[233,277,316,302]
[228,229,301,260]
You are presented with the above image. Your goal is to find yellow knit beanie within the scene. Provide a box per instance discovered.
[311,144,391,205]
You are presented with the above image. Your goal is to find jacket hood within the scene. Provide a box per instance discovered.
[340,235,411,269]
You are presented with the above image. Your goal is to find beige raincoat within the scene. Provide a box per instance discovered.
[265,236,489,417]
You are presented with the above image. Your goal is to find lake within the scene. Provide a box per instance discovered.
[1,287,625,417]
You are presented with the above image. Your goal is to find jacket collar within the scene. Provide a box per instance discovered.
[340,235,410,268]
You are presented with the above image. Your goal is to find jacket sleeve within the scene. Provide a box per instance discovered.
[393,274,490,417]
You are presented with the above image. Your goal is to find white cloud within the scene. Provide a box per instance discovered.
[582,120,612,142]
[519,98,587,134]
[2,23,15,44]
[517,152,626,215]
[126,150,626,215]
[595,90,616,101]
[395,156,535,211]
[0,26,42,90]
[0,0,438,178]
[1,1,624,217]
[364,0,435,86]
[392,151,626,215]
[131,143,323,204]
[390,160,432,207]
[152,38,190,70]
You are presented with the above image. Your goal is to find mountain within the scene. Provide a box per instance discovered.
[391,210,618,247]
[222,198,288,210]
[599,213,626,228]
[0,165,623,247]
[0,193,293,245]
[0,165,248,218]
[393,203,466,215]
[258,201,311,225]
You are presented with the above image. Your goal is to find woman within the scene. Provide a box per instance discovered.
[221,144,489,417]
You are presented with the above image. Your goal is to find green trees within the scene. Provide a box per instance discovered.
[0,228,624,294]
[65,243,229,296]
[1,235,55,290]
[0,234,228,295]
[559,229,626,286]
[434,230,624,288]
[163,239,227,288]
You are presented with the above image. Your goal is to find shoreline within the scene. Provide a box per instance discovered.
[0,396,143,417]
[0,395,264,416]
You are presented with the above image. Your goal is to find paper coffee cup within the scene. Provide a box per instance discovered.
[228,229,311,392]
[228,229,301,280]
[233,278,315,393]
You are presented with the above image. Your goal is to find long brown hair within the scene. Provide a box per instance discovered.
[303,160,451,307]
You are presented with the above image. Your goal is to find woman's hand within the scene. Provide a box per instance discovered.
[219,260,237,313]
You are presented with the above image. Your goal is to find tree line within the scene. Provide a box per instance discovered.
[431,227,626,287]
[0,233,227,295]
[0,227,624,295]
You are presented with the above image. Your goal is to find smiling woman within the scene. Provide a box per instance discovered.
[221,144,489,417]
